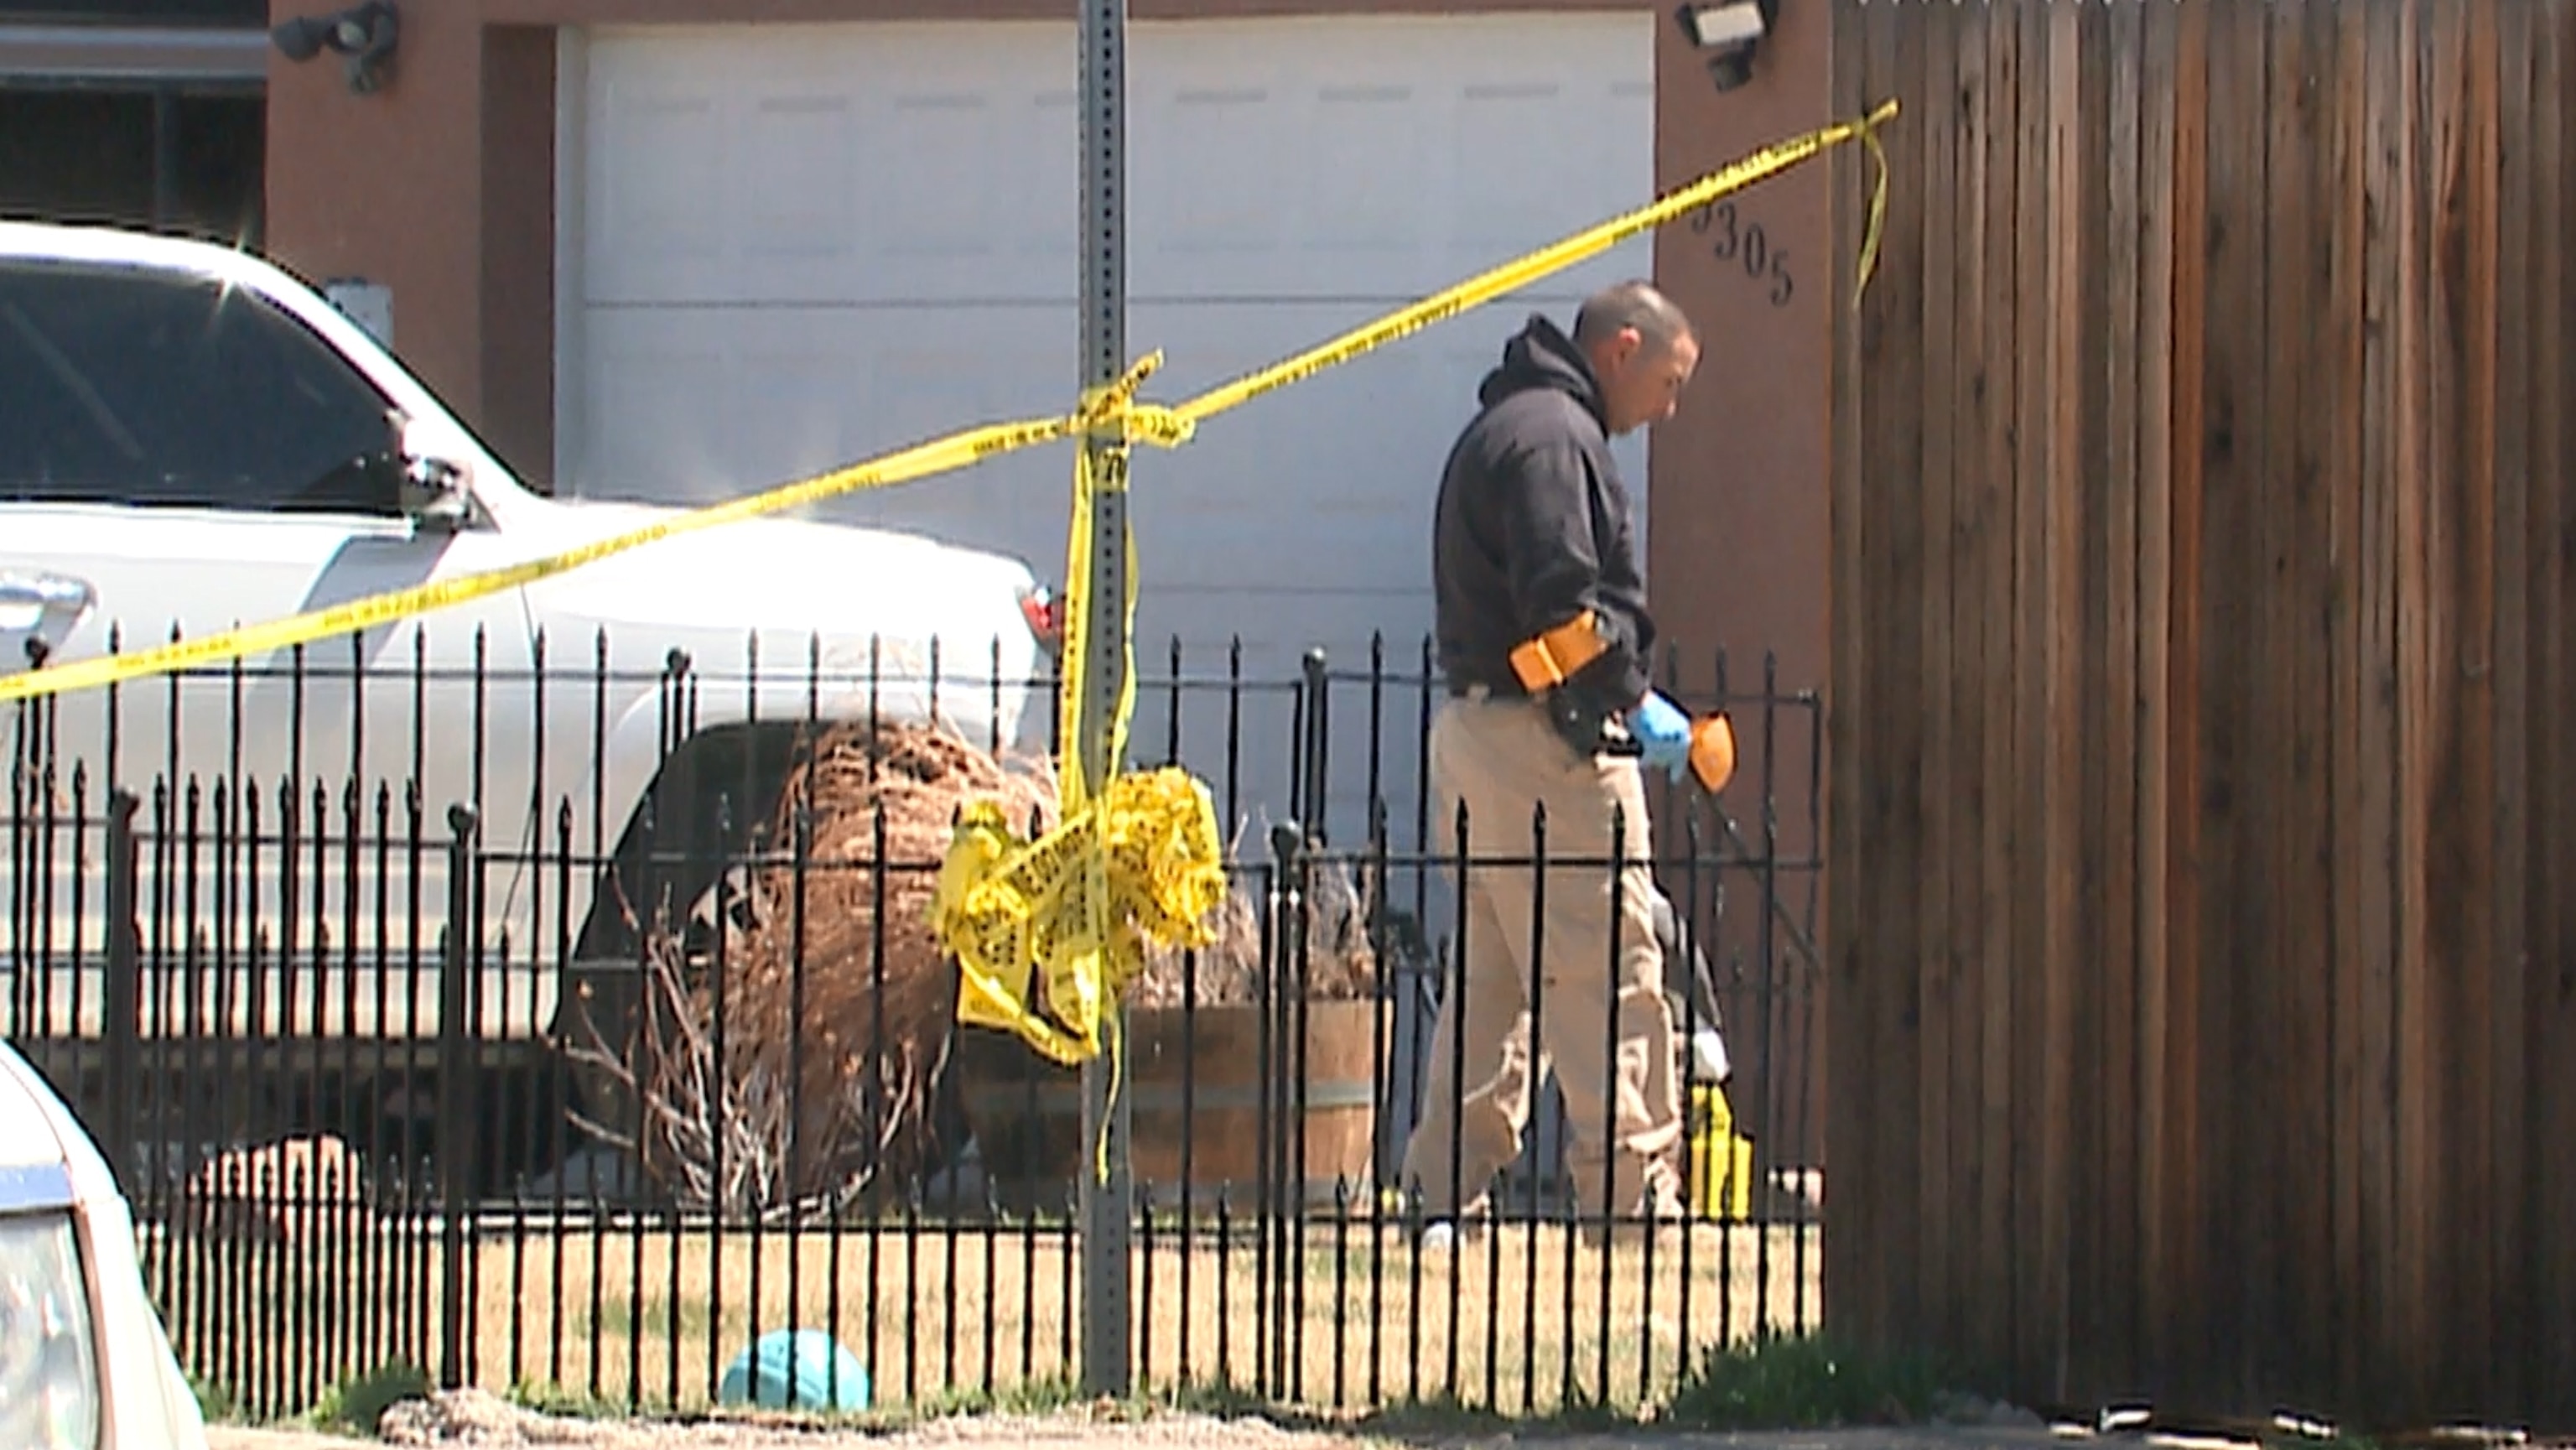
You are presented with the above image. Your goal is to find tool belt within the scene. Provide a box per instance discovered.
[1504,610,1644,763]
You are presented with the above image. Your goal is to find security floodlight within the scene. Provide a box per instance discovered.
[1674,0,1779,92]
[271,1,400,95]
[271,17,328,62]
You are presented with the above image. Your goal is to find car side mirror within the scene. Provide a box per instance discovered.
[399,453,475,532]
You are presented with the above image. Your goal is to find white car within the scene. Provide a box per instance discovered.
[0,1039,211,1449]
[0,220,1059,1190]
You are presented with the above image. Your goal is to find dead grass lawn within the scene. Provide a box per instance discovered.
[153,1216,1823,1421]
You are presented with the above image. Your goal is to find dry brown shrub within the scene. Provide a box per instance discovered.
[569,720,1056,1214]
[574,718,1382,1214]
[1127,835,1380,1010]
[716,721,1057,1207]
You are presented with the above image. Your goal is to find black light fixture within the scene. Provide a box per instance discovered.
[273,0,401,96]
[1674,0,1779,92]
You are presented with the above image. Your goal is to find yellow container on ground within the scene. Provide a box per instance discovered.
[1687,1083,1757,1221]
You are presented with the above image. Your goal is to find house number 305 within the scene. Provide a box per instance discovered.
[1690,201,1794,307]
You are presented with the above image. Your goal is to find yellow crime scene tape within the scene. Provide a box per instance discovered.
[0,415,1082,704]
[0,98,1895,709]
[3,101,1899,1164]
[932,99,1898,1116]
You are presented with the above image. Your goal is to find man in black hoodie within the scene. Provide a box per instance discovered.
[1403,279,1702,1240]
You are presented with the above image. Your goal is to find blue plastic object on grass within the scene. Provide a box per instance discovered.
[717,1328,870,1413]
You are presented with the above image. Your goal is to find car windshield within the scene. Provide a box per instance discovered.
[0,257,401,515]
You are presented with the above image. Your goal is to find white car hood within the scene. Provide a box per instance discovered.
[501,496,1044,645]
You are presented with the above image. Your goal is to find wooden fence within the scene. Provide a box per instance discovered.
[1822,0,2576,1428]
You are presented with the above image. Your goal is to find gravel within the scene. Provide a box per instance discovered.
[209,1389,2079,1450]
[214,1390,1391,1449]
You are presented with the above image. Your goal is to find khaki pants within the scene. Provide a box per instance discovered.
[1400,693,1685,1220]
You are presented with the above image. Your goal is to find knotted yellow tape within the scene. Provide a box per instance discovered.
[932,767,1226,1066]
[1056,353,1160,820]
[932,356,1223,1060]
[931,356,1233,1179]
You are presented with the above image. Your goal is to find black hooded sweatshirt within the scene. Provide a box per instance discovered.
[1432,314,1657,716]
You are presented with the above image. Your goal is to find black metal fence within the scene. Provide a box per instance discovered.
[4,626,1822,1422]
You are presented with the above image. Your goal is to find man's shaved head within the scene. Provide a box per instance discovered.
[1572,280,1697,358]
[1569,280,1701,435]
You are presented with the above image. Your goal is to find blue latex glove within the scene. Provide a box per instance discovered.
[1630,691,1695,780]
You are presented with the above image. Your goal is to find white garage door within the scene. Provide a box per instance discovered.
[558,13,1654,841]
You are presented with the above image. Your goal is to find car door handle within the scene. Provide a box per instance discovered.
[0,572,97,671]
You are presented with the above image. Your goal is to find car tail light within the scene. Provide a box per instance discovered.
[1018,585,1062,652]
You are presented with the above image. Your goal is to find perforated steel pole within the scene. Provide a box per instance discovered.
[1076,0,1135,1399]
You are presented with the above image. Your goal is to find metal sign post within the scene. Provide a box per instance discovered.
[1075,0,1135,1399]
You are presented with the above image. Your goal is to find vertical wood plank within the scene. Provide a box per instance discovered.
[2355,0,2411,1414]
[1912,0,1961,1356]
[2528,1,2576,1419]
[1868,0,1926,1352]
[2298,0,2350,1403]
[2484,0,2532,1411]
[2260,0,2327,1403]
[1943,0,1997,1368]
[2418,0,2500,1401]
[2094,0,2147,1390]
[2464,0,2503,1402]
[2319,0,2374,1411]
[2152,0,2210,1397]
[2061,0,2116,1397]
[1974,0,2025,1379]
[2391,0,2439,1401]
[2132,0,2182,1395]
[1820,0,1876,1351]
[2006,0,2053,1390]
[2199,0,2272,1401]
[2034,0,2083,1401]
[2412,0,2496,1406]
